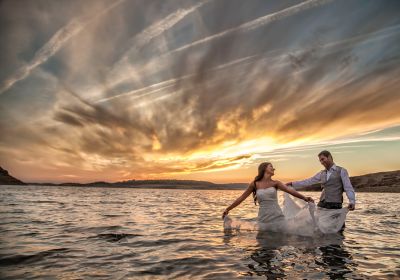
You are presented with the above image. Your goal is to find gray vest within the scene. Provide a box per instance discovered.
[320,166,344,203]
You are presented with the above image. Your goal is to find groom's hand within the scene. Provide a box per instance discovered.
[348,204,355,211]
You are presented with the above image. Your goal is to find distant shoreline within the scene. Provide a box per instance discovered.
[1,167,399,193]
[0,183,245,191]
[1,183,400,193]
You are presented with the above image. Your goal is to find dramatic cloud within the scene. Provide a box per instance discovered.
[0,0,399,183]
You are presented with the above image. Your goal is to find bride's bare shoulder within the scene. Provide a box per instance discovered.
[272,180,283,187]
[249,181,256,189]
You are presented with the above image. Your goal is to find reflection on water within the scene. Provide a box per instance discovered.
[246,243,356,280]
[223,228,360,279]
[319,244,354,279]
[0,185,399,279]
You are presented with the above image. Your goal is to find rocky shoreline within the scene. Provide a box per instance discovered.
[0,167,25,185]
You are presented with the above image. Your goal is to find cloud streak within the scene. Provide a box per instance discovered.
[170,0,335,53]
[96,23,400,104]
[0,0,125,95]
[113,1,210,69]
[106,0,336,91]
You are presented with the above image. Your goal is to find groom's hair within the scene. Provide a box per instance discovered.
[318,150,332,158]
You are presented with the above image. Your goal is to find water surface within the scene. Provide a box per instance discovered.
[0,185,399,279]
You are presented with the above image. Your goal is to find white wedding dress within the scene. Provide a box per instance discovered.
[224,187,348,236]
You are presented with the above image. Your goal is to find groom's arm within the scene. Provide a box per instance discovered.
[340,168,356,207]
[288,172,322,190]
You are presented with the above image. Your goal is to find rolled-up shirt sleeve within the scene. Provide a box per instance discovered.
[340,168,356,205]
[292,172,322,190]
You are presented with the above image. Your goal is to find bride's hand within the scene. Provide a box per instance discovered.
[304,196,314,203]
[222,209,229,219]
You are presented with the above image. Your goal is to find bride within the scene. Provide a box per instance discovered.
[222,162,348,235]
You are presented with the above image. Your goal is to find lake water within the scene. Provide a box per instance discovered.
[0,185,399,279]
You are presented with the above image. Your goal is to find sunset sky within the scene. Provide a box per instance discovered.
[0,0,399,184]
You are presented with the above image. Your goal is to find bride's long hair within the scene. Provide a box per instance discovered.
[252,162,271,205]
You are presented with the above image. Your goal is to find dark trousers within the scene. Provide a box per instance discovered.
[317,200,345,231]
[317,200,342,209]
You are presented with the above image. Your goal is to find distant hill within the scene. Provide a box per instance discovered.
[0,166,25,185]
[29,179,247,190]
[0,166,399,192]
[295,170,400,193]
[349,170,400,192]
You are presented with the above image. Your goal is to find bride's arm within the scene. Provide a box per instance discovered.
[276,181,314,203]
[222,182,255,219]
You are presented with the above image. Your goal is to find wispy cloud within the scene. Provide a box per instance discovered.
[170,0,335,53]
[97,23,400,104]
[113,1,210,69]
[107,0,336,90]
[0,0,125,95]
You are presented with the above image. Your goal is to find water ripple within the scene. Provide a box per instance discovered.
[0,248,70,266]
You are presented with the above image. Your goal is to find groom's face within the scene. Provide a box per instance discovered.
[319,155,333,169]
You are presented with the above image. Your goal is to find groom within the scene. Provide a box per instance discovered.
[286,150,356,211]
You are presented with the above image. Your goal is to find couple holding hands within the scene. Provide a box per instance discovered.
[222,150,355,235]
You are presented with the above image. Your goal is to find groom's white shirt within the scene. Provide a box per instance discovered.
[292,164,356,205]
